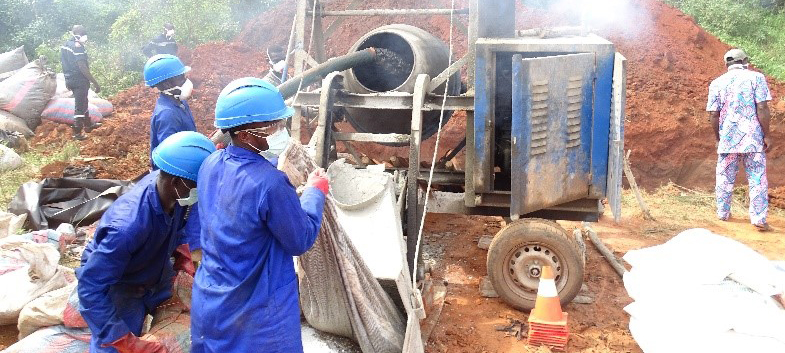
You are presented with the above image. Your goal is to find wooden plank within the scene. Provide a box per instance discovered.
[427,54,469,93]
[623,150,655,221]
[607,53,627,223]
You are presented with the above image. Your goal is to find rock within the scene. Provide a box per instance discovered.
[479,276,499,298]
[477,235,493,250]
[572,295,595,304]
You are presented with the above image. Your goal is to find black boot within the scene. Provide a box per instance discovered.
[81,115,101,133]
[72,116,86,141]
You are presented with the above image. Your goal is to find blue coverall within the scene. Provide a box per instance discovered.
[191,146,325,353]
[76,171,187,353]
[149,93,201,251]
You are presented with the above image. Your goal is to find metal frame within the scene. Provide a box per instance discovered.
[291,0,476,275]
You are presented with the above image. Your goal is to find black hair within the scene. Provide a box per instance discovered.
[223,125,245,137]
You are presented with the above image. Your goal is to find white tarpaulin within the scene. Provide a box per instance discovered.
[0,238,73,325]
[279,143,408,353]
[623,228,785,353]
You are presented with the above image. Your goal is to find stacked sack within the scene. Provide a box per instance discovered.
[0,49,56,131]
[42,73,113,125]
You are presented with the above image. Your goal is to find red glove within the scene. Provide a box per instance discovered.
[103,333,168,353]
[305,168,329,195]
[172,244,196,277]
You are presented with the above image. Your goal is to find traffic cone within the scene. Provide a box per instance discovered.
[527,265,569,351]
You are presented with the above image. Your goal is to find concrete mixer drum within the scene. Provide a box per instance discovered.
[342,24,462,144]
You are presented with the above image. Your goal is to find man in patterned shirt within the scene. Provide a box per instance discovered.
[707,49,772,231]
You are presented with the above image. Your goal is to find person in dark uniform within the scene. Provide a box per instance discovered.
[262,45,287,85]
[143,23,178,58]
[60,25,101,141]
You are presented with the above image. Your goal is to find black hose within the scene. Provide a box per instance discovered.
[278,48,377,99]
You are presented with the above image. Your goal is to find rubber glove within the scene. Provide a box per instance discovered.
[172,244,195,277]
[305,168,329,195]
[104,333,168,353]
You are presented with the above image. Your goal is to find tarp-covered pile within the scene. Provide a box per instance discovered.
[623,228,785,352]
[8,178,132,231]
[279,142,422,353]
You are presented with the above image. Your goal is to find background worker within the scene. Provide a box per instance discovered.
[60,24,102,141]
[142,23,178,58]
[707,48,772,231]
[191,78,328,353]
[262,45,287,85]
[143,53,202,258]
[76,131,215,353]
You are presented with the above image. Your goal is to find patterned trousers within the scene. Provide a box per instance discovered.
[715,153,768,225]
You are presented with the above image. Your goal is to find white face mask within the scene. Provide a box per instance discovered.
[272,60,286,73]
[166,29,175,39]
[75,34,87,43]
[263,128,291,157]
[175,179,198,207]
[163,78,193,101]
[245,125,290,158]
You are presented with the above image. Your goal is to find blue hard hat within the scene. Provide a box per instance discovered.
[152,131,216,181]
[144,54,191,87]
[214,77,295,129]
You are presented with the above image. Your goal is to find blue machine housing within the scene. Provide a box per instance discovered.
[469,35,620,221]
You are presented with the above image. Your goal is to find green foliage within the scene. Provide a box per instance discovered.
[666,0,785,80]
[0,0,128,58]
[0,141,80,210]
[1,0,280,97]
[109,0,239,48]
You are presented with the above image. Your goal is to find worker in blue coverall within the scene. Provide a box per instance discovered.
[191,77,328,353]
[76,131,216,353]
[143,54,202,258]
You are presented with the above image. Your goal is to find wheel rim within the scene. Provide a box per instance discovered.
[502,242,568,299]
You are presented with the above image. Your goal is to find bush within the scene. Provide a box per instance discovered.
[2,0,282,98]
[666,0,785,80]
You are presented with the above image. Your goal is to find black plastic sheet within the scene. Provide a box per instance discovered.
[8,178,134,231]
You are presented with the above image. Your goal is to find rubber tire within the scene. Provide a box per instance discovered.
[486,218,584,311]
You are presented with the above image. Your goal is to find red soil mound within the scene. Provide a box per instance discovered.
[33,0,785,195]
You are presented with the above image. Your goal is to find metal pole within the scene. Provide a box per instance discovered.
[294,0,308,77]
[311,0,326,63]
[407,74,430,278]
[311,8,469,16]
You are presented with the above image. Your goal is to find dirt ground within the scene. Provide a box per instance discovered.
[11,0,785,352]
[421,188,785,352]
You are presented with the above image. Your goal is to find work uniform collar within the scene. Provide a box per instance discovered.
[728,64,747,71]
[158,92,187,110]
[226,145,275,165]
[148,171,179,226]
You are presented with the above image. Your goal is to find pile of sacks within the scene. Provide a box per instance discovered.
[0,46,114,173]
[623,228,785,352]
[0,212,191,353]
[0,46,114,141]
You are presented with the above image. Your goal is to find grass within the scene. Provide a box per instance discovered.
[665,0,785,81]
[0,141,80,210]
[620,181,785,237]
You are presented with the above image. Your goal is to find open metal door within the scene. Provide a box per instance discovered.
[510,53,596,217]
[607,53,627,223]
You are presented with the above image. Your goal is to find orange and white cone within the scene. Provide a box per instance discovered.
[527,265,569,351]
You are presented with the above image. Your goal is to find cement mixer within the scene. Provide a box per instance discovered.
[286,0,625,326]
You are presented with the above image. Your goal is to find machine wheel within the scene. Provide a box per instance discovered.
[487,218,584,311]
